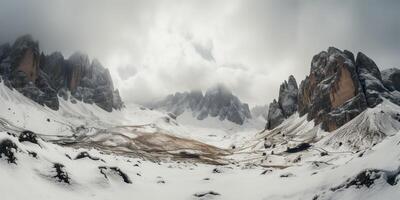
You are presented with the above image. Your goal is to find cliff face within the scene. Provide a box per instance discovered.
[266,75,298,130]
[0,35,124,112]
[267,47,400,132]
[298,47,368,131]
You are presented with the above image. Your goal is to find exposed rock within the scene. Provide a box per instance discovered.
[266,99,284,130]
[298,47,368,131]
[74,151,101,161]
[382,68,400,92]
[193,191,220,198]
[18,130,38,145]
[266,75,298,129]
[98,166,132,184]
[0,35,124,112]
[53,163,70,184]
[331,168,400,191]
[356,52,388,107]
[279,75,299,116]
[0,139,18,164]
[270,47,400,132]
[150,84,251,125]
[285,143,311,153]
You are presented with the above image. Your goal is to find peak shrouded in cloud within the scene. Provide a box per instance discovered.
[1,0,399,106]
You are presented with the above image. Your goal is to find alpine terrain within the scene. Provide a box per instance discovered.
[0,33,399,200]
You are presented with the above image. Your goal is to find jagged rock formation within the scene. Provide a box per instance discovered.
[297,47,368,131]
[267,47,400,132]
[266,75,298,129]
[382,68,400,92]
[150,84,252,125]
[0,35,124,112]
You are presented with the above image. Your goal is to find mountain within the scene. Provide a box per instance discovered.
[266,75,298,129]
[149,84,252,125]
[0,35,123,112]
[1,45,400,200]
[266,47,400,131]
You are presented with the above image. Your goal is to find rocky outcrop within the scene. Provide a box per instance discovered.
[150,84,251,125]
[0,35,124,112]
[266,76,298,129]
[382,68,400,92]
[266,100,285,129]
[297,47,368,131]
[268,47,400,132]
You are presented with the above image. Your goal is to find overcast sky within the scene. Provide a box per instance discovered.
[1,0,399,106]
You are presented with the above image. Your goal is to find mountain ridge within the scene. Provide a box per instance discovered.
[266,47,400,132]
[0,35,123,112]
[149,84,252,125]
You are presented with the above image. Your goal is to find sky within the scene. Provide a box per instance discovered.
[0,0,400,106]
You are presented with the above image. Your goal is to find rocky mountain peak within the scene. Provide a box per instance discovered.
[0,35,124,112]
[266,75,298,130]
[266,47,400,132]
[150,84,251,125]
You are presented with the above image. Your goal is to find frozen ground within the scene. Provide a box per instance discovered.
[1,82,400,200]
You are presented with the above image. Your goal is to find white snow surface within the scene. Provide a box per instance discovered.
[1,82,400,200]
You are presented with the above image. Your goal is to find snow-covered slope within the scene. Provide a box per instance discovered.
[1,78,400,200]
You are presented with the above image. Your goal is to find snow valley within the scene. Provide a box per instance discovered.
[1,34,400,200]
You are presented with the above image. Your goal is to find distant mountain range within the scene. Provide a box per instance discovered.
[148,84,252,125]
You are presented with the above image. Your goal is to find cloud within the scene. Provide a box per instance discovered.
[192,40,215,62]
[117,65,137,81]
[0,0,399,106]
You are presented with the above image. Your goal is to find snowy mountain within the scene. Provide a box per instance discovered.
[1,45,400,200]
[266,47,400,132]
[0,35,123,112]
[149,84,252,125]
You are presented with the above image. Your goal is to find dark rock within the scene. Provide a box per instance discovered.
[280,173,294,178]
[18,130,38,144]
[53,163,70,184]
[285,143,311,153]
[0,35,124,112]
[382,68,400,92]
[74,151,102,161]
[0,139,18,164]
[266,76,298,129]
[28,151,38,158]
[98,166,132,184]
[297,47,368,131]
[212,168,222,173]
[193,191,220,198]
[355,52,388,107]
[331,168,400,192]
[261,169,272,175]
[266,99,284,130]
